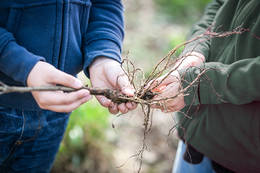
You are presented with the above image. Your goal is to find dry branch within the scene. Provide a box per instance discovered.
[0,81,141,104]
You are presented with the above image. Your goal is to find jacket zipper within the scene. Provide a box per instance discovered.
[57,0,64,69]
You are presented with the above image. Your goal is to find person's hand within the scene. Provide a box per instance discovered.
[27,61,92,112]
[149,52,205,112]
[150,71,185,112]
[173,52,205,70]
[89,57,137,114]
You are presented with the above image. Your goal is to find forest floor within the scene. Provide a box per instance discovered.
[110,109,179,173]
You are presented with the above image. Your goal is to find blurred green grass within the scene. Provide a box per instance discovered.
[154,0,211,24]
[61,99,109,150]
[51,100,116,173]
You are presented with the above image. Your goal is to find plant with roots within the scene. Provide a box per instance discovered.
[0,26,247,173]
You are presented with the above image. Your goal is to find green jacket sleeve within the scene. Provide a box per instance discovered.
[182,0,224,58]
[182,56,260,105]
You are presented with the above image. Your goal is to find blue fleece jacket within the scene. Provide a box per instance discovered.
[0,0,124,110]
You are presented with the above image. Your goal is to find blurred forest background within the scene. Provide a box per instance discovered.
[51,0,210,173]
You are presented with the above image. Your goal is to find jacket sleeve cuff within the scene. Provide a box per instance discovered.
[0,41,45,85]
[83,39,122,78]
[178,67,202,106]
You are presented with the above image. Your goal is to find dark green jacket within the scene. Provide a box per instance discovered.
[177,0,260,172]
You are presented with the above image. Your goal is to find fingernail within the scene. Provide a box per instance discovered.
[126,102,132,109]
[100,97,105,103]
[121,108,128,114]
[84,90,90,96]
[74,79,83,88]
[101,97,109,106]
[132,103,137,108]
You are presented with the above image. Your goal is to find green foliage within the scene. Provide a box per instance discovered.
[52,100,116,173]
[143,33,186,78]
[69,100,108,139]
[60,100,109,150]
[168,32,186,56]
[154,0,211,24]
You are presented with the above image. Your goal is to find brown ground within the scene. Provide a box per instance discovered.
[109,108,179,173]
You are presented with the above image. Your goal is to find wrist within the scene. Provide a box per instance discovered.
[27,61,45,86]
[89,56,120,72]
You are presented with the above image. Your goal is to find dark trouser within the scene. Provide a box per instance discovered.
[0,106,69,173]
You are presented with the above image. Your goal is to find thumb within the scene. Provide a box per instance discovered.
[148,71,180,91]
[50,69,83,89]
[117,74,135,96]
[158,73,180,86]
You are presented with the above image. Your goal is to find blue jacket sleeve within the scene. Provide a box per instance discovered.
[0,27,45,85]
[82,0,124,77]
